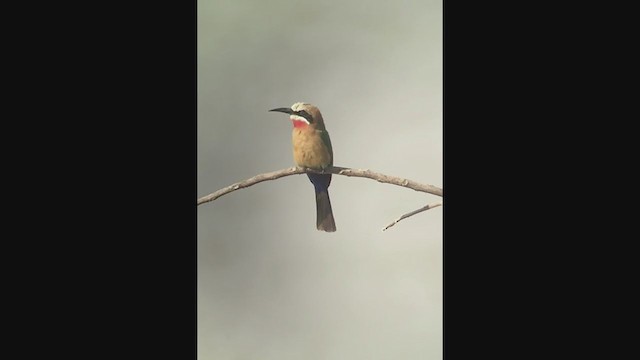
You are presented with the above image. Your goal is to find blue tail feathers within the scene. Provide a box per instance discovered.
[307,173,336,232]
[307,173,332,193]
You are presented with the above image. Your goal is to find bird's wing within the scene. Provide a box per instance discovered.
[319,130,333,166]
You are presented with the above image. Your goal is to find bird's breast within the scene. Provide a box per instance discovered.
[292,128,332,169]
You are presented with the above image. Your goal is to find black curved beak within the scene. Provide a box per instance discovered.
[269,107,294,115]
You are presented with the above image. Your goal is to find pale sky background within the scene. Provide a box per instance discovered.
[197,0,442,359]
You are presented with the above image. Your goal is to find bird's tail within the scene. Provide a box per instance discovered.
[315,190,336,232]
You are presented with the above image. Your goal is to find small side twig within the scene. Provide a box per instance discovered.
[382,201,443,231]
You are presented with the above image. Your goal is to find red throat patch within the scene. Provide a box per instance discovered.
[292,120,309,128]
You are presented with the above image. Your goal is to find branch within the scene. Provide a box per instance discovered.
[382,201,443,231]
[197,166,442,206]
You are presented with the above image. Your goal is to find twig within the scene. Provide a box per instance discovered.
[197,166,442,206]
[382,201,443,231]
[197,167,300,205]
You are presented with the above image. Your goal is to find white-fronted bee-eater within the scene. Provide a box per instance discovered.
[269,102,337,232]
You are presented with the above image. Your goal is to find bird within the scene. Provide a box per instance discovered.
[269,102,337,232]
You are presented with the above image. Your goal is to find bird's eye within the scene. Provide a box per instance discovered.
[298,110,313,123]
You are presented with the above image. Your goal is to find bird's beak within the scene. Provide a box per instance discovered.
[269,107,294,115]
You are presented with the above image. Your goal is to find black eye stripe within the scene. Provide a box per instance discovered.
[296,110,313,123]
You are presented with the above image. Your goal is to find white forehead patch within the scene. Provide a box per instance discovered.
[290,114,310,124]
[290,102,308,112]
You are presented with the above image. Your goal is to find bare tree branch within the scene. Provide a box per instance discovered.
[382,201,443,231]
[197,167,301,206]
[197,166,442,206]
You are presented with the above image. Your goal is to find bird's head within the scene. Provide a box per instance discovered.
[269,102,326,130]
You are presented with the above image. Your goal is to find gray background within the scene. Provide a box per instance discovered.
[198,0,442,358]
